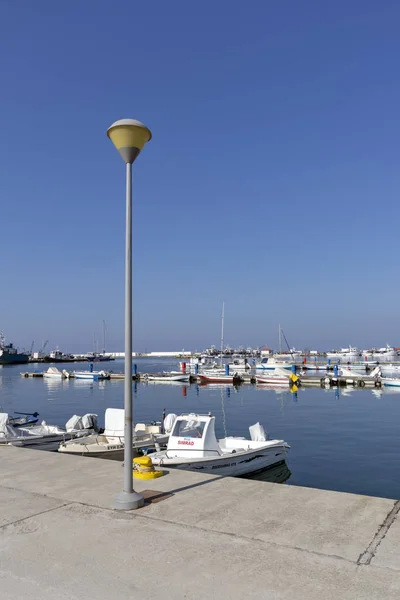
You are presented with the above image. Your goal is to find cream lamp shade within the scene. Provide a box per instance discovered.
[107,119,152,164]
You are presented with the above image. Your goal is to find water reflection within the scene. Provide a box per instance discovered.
[372,386,400,396]
[43,377,69,391]
[243,461,291,484]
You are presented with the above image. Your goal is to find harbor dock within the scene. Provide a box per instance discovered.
[1,446,400,598]
[20,370,381,387]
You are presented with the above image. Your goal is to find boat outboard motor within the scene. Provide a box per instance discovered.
[81,413,99,431]
[65,415,84,431]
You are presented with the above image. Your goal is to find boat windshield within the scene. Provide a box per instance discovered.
[172,419,205,439]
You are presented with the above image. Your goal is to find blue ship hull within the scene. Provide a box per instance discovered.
[0,348,30,365]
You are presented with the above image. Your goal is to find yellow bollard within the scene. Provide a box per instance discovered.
[133,455,163,480]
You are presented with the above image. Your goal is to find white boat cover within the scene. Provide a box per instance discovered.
[65,415,83,431]
[47,367,61,374]
[0,413,20,438]
[82,413,98,430]
[164,413,177,434]
[104,408,124,437]
[249,422,267,442]
[65,413,98,432]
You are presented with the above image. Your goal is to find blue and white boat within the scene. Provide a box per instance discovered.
[73,370,109,381]
[255,358,293,371]
[381,377,400,388]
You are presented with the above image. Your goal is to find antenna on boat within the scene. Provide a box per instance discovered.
[280,327,295,360]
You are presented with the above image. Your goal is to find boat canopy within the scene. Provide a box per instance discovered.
[167,414,222,458]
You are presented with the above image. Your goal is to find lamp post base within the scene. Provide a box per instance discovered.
[114,490,145,511]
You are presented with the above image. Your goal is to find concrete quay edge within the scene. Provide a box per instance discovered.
[1,447,400,599]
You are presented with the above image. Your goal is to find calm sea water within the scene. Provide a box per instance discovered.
[1,357,400,500]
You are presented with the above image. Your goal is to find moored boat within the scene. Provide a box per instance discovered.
[9,412,39,427]
[147,413,290,477]
[256,375,291,387]
[0,412,98,451]
[255,358,293,371]
[58,408,171,460]
[0,332,30,365]
[43,367,70,379]
[381,377,400,388]
[198,372,243,384]
[73,370,110,380]
[147,372,190,382]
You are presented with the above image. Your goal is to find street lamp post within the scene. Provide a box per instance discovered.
[107,119,152,510]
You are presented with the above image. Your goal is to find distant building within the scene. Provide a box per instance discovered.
[260,346,273,356]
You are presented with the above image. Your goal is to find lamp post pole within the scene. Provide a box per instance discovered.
[124,160,134,499]
[107,119,152,511]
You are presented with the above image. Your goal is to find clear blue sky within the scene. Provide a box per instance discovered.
[1,0,399,353]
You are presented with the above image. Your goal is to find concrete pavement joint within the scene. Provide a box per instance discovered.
[132,509,361,566]
[357,500,400,565]
[0,500,74,531]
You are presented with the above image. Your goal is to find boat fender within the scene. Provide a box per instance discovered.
[359,380,365,388]
[133,456,163,480]
[375,380,382,388]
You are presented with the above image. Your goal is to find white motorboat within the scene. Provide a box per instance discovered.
[255,358,293,371]
[147,372,190,382]
[73,370,109,380]
[0,412,98,451]
[256,375,291,387]
[333,366,381,382]
[381,377,400,388]
[43,367,70,379]
[58,408,171,460]
[302,363,329,371]
[147,413,290,477]
[256,368,299,388]
[227,357,251,371]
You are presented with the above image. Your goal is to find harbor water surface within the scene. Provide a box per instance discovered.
[1,357,400,500]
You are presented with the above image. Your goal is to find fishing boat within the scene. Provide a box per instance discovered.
[58,408,171,460]
[73,370,110,380]
[198,372,243,384]
[0,412,98,451]
[43,367,70,379]
[147,413,290,477]
[147,372,190,382]
[326,346,361,359]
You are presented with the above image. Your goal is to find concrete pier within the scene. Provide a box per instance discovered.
[1,447,400,598]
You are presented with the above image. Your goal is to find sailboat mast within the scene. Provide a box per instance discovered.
[278,324,282,354]
[102,320,106,355]
[220,301,225,365]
